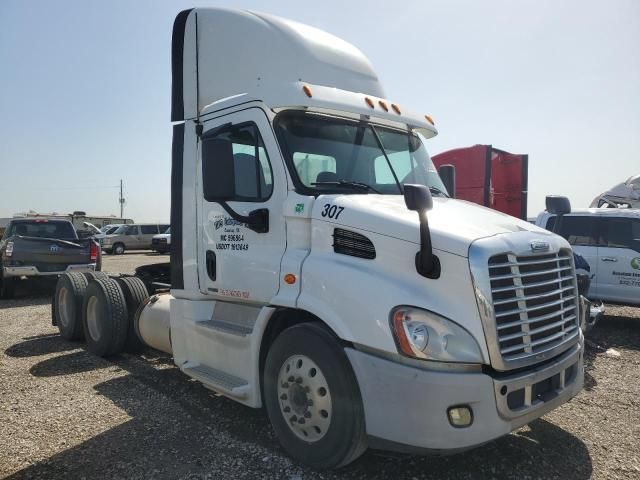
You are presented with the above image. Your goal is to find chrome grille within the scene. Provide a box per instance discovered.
[488,249,578,363]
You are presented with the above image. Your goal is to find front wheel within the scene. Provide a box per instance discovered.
[112,243,125,255]
[263,323,367,469]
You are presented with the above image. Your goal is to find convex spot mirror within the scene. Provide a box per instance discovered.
[404,184,433,212]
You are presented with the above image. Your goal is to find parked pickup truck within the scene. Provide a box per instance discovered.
[0,218,100,299]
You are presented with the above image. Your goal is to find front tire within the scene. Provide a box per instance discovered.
[112,243,125,255]
[264,323,367,469]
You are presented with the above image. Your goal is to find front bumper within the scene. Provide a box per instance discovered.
[346,341,583,452]
[3,264,96,278]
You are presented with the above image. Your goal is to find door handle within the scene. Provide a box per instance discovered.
[601,257,617,262]
[206,250,216,280]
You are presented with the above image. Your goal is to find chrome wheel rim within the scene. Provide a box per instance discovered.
[57,286,73,328]
[277,354,332,442]
[86,296,101,342]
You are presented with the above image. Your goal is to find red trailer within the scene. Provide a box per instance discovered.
[432,145,528,220]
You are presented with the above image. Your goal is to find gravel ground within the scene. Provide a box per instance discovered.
[1,253,639,480]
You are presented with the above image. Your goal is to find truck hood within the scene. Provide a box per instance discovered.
[314,194,551,257]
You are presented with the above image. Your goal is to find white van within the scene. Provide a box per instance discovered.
[536,208,640,305]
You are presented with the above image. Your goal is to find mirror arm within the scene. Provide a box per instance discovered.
[219,202,269,234]
[415,211,440,279]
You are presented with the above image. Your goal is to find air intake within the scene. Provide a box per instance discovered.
[333,228,376,259]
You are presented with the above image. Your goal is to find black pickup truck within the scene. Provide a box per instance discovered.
[0,219,100,299]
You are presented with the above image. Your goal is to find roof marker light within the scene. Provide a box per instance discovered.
[425,115,435,125]
[378,101,389,112]
[391,103,401,114]
[364,97,375,109]
[302,85,313,98]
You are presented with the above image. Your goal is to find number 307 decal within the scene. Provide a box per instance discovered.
[321,203,345,219]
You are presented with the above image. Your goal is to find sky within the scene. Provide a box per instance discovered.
[1,0,638,221]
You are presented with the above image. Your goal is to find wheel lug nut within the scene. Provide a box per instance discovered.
[290,415,297,422]
[304,386,310,392]
[281,382,289,388]
[288,376,294,382]
[298,418,306,424]
[295,377,303,384]
[307,399,314,406]
[280,394,287,400]
[304,411,311,418]
[283,406,291,413]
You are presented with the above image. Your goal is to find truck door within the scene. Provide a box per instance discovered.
[596,216,640,305]
[197,108,287,304]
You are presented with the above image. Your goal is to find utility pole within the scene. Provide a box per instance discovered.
[119,179,125,218]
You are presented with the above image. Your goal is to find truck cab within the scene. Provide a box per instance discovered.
[132,8,586,468]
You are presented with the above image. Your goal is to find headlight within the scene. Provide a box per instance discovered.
[390,306,483,363]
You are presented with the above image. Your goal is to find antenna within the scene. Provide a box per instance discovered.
[119,179,126,218]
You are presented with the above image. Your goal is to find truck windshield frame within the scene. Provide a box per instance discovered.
[273,110,448,197]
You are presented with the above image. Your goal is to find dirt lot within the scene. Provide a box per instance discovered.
[1,252,639,480]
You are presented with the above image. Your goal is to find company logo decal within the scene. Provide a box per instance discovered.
[295,203,305,214]
[631,257,640,270]
[50,244,61,253]
[529,240,550,253]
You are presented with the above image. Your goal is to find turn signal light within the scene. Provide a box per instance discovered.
[284,273,297,285]
[302,85,313,98]
[425,114,435,125]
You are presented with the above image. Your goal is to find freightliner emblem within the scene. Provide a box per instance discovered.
[530,240,550,253]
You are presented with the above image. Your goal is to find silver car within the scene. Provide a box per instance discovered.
[102,224,169,255]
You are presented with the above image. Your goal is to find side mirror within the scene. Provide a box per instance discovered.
[202,138,235,202]
[404,184,439,279]
[546,196,571,215]
[201,132,269,234]
[404,184,433,212]
[438,164,456,198]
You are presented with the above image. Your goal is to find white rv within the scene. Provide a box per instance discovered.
[54,8,584,468]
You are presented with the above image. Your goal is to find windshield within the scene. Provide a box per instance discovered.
[113,225,130,234]
[274,112,447,195]
[105,226,120,234]
[8,220,77,239]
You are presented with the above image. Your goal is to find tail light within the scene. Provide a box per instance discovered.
[6,241,14,257]
[90,241,99,262]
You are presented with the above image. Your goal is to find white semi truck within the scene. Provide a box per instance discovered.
[53,8,584,469]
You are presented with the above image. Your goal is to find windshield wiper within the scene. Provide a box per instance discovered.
[312,180,382,194]
[429,186,449,198]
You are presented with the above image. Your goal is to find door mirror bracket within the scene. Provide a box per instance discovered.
[219,202,269,234]
[404,184,440,279]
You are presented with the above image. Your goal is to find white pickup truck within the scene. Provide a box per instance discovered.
[53,8,584,469]
[536,208,640,306]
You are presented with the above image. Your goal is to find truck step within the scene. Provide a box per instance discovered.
[183,364,249,398]
[196,319,253,336]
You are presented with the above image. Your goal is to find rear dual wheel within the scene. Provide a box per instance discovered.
[55,273,88,340]
[82,278,129,357]
[264,323,367,469]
